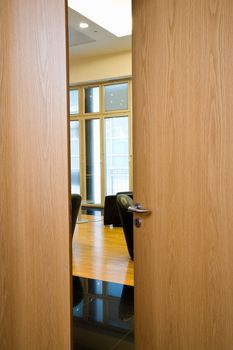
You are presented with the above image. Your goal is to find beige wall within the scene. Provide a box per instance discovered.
[69,50,132,84]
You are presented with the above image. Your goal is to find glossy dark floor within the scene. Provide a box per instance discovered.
[73,277,134,350]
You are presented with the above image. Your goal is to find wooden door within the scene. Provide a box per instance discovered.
[0,0,72,349]
[133,0,233,349]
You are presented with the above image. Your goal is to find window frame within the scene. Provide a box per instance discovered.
[69,78,133,207]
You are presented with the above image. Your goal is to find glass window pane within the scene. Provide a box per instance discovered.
[70,121,80,194]
[104,117,129,195]
[85,87,100,113]
[70,89,79,114]
[85,119,101,204]
[104,83,128,112]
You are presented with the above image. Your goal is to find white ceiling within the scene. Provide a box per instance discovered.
[68,8,131,59]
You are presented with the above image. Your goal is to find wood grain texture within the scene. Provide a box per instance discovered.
[0,1,72,349]
[72,215,134,286]
[133,0,233,349]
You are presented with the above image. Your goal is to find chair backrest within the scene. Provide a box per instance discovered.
[104,192,133,227]
[104,195,121,226]
[116,194,134,260]
[71,194,82,236]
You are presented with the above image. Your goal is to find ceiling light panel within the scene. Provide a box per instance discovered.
[68,0,132,37]
[79,22,89,29]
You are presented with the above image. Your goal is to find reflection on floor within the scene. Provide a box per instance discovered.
[73,277,134,350]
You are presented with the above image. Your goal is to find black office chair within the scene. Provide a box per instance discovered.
[71,194,82,236]
[104,191,133,226]
[116,194,134,260]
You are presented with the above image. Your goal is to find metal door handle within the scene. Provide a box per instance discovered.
[128,203,151,214]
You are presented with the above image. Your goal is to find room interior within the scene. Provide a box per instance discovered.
[67,2,134,349]
[2,1,233,349]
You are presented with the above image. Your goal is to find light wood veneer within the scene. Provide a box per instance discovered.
[133,0,233,349]
[0,1,71,349]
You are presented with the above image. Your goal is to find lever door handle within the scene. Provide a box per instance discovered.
[128,203,151,214]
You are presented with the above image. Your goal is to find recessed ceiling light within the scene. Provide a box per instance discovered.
[68,0,132,37]
[79,22,89,29]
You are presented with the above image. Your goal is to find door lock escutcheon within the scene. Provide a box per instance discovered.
[134,218,142,228]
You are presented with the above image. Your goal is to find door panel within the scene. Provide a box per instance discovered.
[0,0,71,349]
[133,1,233,349]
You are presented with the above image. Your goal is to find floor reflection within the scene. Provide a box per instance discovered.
[73,277,134,350]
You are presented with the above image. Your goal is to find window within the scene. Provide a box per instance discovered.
[70,89,79,114]
[70,121,80,194]
[85,119,101,204]
[85,86,100,113]
[104,83,128,111]
[69,79,132,206]
[105,117,129,195]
